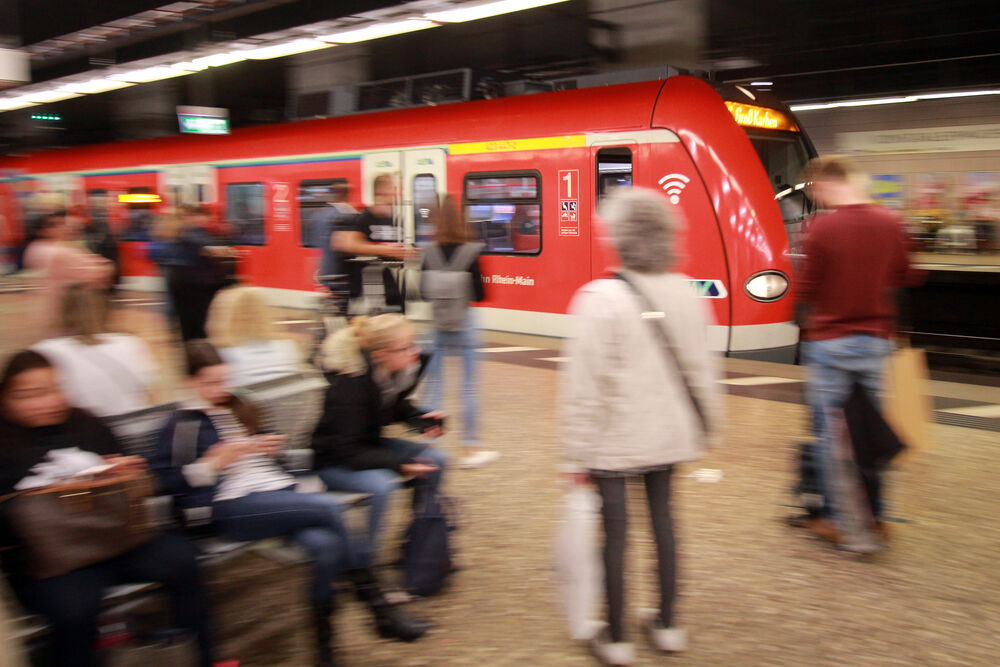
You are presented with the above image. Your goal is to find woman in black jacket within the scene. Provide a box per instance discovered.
[312,314,447,567]
[0,350,215,667]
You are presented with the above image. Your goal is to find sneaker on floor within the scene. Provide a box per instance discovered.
[457,450,500,469]
[589,628,635,666]
[641,609,687,652]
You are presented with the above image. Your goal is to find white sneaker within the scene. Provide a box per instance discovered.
[589,628,635,666]
[457,450,500,469]
[641,609,687,652]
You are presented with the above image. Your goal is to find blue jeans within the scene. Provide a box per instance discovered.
[212,488,356,608]
[317,438,447,566]
[424,317,480,447]
[802,335,893,525]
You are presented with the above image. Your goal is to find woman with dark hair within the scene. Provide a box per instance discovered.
[152,341,426,667]
[419,195,497,469]
[0,350,215,667]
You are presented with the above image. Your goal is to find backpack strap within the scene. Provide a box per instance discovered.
[446,242,483,272]
[422,243,448,271]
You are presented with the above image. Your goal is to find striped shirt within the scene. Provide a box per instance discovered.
[206,407,295,502]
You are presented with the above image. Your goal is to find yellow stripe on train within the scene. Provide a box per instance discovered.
[449,134,586,155]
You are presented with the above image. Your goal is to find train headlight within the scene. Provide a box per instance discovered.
[744,271,789,302]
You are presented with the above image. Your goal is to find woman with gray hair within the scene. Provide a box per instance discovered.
[562,187,721,665]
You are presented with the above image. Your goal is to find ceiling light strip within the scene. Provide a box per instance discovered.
[791,89,1000,111]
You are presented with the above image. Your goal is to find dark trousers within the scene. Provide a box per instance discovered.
[10,532,214,667]
[593,467,677,643]
[171,279,218,342]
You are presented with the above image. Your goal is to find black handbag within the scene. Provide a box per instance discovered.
[402,492,457,597]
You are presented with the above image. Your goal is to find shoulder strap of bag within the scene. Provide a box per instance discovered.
[423,243,447,271]
[446,243,482,272]
[613,272,708,435]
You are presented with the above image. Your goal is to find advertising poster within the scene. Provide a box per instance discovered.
[870,174,905,210]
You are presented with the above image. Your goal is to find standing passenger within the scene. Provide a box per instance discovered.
[22,211,112,341]
[796,155,923,546]
[562,188,721,665]
[172,206,232,342]
[331,174,414,313]
[420,195,498,468]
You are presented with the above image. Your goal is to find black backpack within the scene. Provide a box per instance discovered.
[402,492,458,597]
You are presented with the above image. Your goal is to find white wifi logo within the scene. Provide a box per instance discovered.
[658,173,690,204]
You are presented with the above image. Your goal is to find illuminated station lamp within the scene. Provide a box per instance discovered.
[177,105,230,135]
[118,193,162,203]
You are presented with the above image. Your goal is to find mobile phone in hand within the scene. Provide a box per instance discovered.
[411,415,445,433]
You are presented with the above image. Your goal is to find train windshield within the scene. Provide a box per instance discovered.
[746,129,814,256]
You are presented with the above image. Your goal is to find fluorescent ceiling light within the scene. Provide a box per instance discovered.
[112,66,192,83]
[61,78,136,94]
[426,0,570,23]
[750,81,773,87]
[26,90,83,104]
[0,96,37,111]
[319,18,435,43]
[244,38,331,59]
[791,89,1000,111]
[172,61,209,72]
[191,52,247,68]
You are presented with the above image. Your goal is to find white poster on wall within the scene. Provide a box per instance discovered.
[837,124,1000,155]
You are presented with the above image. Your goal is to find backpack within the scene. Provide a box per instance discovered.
[402,492,458,597]
[421,242,483,331]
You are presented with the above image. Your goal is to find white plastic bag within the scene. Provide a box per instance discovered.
[554,485,603,640]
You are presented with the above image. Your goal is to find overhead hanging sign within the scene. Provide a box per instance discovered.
[837,123,1000,155]
[177,105,230,135]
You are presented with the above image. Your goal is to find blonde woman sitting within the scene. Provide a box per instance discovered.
[207,286,306,387]
[311,314,447,567]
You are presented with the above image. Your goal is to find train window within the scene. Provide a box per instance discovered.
[413,174,437,245]
[596,147,633,203]
[464,171,541,255]
[120,187,155,241]
[87,190,109,226]
[299,179,349,248]
[225,182,266,246]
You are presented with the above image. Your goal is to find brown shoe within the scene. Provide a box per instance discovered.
[874,521,891,542]
[806,518,843,544]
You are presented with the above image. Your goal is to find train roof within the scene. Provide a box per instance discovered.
[1,79,683,175]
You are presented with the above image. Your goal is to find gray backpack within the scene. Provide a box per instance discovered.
[421,242,483,331]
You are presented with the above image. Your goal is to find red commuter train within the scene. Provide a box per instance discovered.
[0,75,814,361]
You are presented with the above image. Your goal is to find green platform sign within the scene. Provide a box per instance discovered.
[179,115,229,135]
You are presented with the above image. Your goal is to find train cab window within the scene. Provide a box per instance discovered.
[596,147,633,203]
[413,174,437,245]
[225,182,266,246]
[299,178,349,247]
[463,172,541,255]
[120,187,155,241]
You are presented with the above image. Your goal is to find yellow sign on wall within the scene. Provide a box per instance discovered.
[724,102,799,132]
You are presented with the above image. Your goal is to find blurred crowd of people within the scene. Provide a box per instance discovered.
[1,160,919,667]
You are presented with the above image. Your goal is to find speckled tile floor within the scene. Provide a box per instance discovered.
[2,292,999,666]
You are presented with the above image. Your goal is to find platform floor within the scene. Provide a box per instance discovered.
[2,292,999,666]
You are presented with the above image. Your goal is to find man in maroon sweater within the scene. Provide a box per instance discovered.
[796,155,922,549]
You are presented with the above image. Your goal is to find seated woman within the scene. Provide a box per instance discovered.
[206,286,306,387]
[312,314,447,567]
[151,341,425,667]
[0,350,214,667]
[32,283,157,417]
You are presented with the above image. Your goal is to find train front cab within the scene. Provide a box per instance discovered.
[648,76,812,363]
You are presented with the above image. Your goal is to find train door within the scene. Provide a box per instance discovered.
[160,164,216,211]
[361,148,447,244]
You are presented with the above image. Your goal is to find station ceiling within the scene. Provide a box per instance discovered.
[1,0,998,151]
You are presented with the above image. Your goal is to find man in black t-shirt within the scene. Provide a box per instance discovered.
[332,173,417,303]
